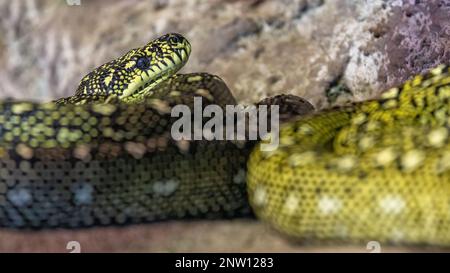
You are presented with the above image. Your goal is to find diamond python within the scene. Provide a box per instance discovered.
[1,33,450,246]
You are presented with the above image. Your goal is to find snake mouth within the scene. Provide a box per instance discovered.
[120,42,191,101]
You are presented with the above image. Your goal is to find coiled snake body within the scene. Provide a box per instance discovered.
[1,33,450,246]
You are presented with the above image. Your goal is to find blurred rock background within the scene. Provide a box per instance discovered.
[0,0,449,252]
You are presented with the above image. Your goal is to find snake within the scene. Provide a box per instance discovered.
[249,65,450,246]
[1,33,450,246]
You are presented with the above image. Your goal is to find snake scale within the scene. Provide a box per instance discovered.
[1,33,450,246]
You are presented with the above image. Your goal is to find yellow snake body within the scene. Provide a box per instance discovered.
[2,33,450,246]
[249,66,450,245]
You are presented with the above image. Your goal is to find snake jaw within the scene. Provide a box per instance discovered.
[121,69,172,102]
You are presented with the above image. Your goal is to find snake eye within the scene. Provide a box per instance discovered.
[168,35,182,45]
[136,57,151,70]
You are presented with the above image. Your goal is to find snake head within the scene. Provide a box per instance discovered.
[75,33,191,103]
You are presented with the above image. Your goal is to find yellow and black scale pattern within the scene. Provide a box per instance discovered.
[0,34,251,228]
[2,32,450,246]
[249,65,450,246]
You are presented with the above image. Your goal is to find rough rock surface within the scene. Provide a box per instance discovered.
[0,0,449,252]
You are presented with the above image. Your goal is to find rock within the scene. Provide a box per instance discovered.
[382,0,450,89]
